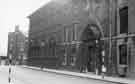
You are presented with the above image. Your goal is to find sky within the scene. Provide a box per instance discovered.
[0,0,51,56]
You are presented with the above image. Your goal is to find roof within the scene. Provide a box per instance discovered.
[27,0,53,19]
[27,0,81,19]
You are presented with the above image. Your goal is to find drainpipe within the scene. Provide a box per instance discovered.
[109,0,112,74]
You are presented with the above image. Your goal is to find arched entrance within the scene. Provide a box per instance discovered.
[80,24,102,74]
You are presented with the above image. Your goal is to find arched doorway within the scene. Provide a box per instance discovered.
[80,24,102,74]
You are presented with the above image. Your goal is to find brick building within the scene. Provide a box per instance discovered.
[7,26,28,65]
[27,0,135,78]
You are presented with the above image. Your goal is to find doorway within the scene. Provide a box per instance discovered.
[87,47,98,73]
[80,24,102,74]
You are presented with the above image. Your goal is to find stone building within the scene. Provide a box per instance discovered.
[128,0,135,78]
[27,0,135,78]
[7,26,28,65]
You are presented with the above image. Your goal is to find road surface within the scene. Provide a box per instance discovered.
[0,65,120,84]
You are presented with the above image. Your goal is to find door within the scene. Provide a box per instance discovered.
[87,47,97,72]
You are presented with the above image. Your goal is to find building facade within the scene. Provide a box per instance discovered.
[7,26,28,65]
[128,0,135,78]
[27,0,135,78]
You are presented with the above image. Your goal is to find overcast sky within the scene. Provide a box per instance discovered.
[0,0,51,56]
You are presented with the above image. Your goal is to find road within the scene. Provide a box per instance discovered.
[0,65,120,84]
[0,65,9,84]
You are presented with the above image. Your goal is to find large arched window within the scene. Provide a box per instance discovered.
[81,24,101,43]
[90,24,101,39]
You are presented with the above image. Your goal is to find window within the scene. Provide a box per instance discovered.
[20,47,24,52]
[9,54,12,59]
[64,24,77,42]
[119,6,128,34]
[68,28,72,42]
[119,44,127,65]
[70,56,76,66]
[62,49,67,65]
[133,37,135,48]
[65,28,68,42]
[73,24,77,41]
[70,45,76,66]
[9,44,13,50]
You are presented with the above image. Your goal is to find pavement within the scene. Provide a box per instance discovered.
[22,65,135,84]
[0,65,9,84]
[0,65,27,84]
[0,65,119,84]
